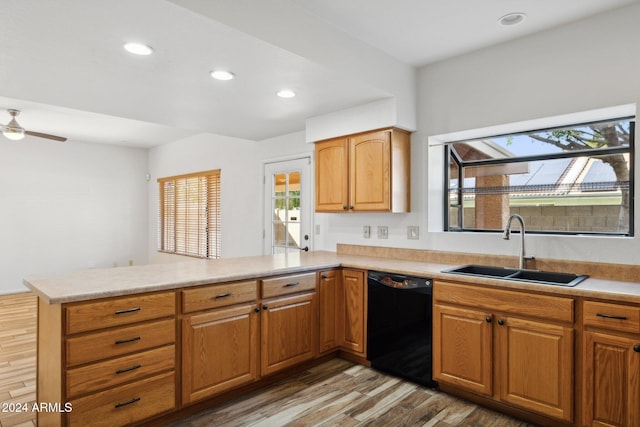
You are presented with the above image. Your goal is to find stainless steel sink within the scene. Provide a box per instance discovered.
[442,264,588,287]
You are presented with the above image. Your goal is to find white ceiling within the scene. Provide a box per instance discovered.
[0,0,636,147]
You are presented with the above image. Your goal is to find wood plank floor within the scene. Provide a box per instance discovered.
[0,292,537,427]
[0,292,37,427]
[165,359,538,427]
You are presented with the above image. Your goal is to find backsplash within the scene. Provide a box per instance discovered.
[336,244,640,283]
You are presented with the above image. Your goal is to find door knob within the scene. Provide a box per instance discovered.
[498,319,505,326]
[485,316,492,323]
[634,344,640,353]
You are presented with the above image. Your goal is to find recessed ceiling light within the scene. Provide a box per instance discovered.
[276,89,296,98]
[123,42,154,55]
[498,12,527,26]
[210,70,235,81]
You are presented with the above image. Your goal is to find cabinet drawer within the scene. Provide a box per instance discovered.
[583,300,640,334]
[434,280,574,323]
[67,371,175,427]
[262,272,316,299]
[66,345,175,398]
[66,291,175,334]
[182,280,257,313]
[66,318,175,367]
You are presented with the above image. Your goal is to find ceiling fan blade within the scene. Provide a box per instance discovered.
[24,130,67,142]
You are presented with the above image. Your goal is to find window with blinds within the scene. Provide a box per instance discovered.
[158,169,221,258]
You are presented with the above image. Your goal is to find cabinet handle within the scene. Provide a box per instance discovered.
[349,205,354,210]
[254,307,261,313]
[485,316,492,323]
[342,205,348,210]
[497,319,505,326]
[262,304,268,310]
[321,274,328,280]
[284,282,300,288]
[114,397,141,409]
[115,364,142,374]
[215,292,233,299]
[634,345,640,353]
[114,307,141,315]
[115,336,141,345]
[596,313,628,320]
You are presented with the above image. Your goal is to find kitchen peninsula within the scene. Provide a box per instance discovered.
[26,248,640,426]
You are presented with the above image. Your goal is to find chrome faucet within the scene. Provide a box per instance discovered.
[503,214,527,269]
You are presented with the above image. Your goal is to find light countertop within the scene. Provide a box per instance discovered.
[24,250,640,305]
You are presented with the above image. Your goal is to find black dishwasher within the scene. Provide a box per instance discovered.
[367,270,437,388]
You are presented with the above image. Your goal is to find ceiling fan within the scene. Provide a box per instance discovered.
[1,109,67,142]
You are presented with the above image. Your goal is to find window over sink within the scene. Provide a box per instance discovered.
[445,115,635,236]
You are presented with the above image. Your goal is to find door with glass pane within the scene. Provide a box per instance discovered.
[264,158,311,255]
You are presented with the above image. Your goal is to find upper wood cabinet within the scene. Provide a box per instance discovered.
[315,128,410,213]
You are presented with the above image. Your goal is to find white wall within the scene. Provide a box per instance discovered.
[0,139,148,294]
[147,130,314,261]
[316,3,640,265]
[148,133,261,260]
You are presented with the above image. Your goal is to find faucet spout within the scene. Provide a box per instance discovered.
[503,214,526,269]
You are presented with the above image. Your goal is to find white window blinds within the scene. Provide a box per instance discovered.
[158,169,221,258]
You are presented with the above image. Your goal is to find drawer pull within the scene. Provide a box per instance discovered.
[284,282,300,288]
[114,397,141,409]
[115,336,141,345]
[114,307,141,315]
[215,292,233,299]
[596,313,628,321]
[115,364,142,374]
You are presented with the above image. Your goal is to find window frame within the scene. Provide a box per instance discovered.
[444,117,635,236]
[157,169,221,259]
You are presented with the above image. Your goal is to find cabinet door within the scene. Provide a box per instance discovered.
[341,269,366,354]
[315,137,349,212]
[181,303,259,404]
[349,130,391,211]
[318,270,340,353]
[583,331,640,427]
[261,292,317,376]
[433,304,493,396]
[497,317,574,422]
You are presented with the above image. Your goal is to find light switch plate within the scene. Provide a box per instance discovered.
[377,226,388,239]
[407,226,419,240]
[363,225,371,238]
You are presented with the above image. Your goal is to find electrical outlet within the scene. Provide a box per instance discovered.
[377,226,388,239]
[407,226,419,240]
[363,225,371,238]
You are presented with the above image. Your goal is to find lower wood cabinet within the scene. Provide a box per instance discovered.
[67,371,175,427]
[318,269,341,353]
[433,280,574,423]
[38,268,367,426]
[433,304,493,395]
[37,291,177,427]
[582,300,640,427]
[181,303,259,404]
[180,274,318,405]
[261,292,317,375]
[497,316,573,421]
[340,269,366,355]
